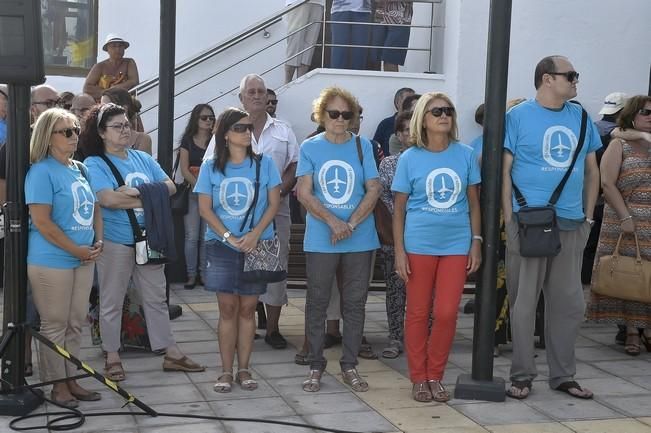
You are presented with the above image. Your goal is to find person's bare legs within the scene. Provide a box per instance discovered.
[265,305,282,335]
[217,294,240,374]
[236,295,259,370]
[285,65,297,83]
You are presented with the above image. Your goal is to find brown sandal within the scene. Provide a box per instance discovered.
[163,355,205,372]
[625,332,641,356]
[104,361,126,382]
[412,382,433,402]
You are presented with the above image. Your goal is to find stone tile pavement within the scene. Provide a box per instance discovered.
[1,285,650,432]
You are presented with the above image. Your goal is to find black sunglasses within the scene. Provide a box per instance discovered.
[326,110,354,120]
[428,106,455,117]
[548,71,580,82]
[267,100,278,105]
[199,115,216,121]
[638,108,651,116]
[52,126,81,138]
[230,123,254,133]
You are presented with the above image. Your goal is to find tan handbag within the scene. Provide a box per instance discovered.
[593,233,651,303]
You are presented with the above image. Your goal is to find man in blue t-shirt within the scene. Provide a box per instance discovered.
[372,87,414,156]
[502,55,601,401]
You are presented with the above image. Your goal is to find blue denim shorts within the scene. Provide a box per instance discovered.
[204,239,267,296]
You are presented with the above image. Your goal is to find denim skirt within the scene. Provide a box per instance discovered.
[204,239,267,296]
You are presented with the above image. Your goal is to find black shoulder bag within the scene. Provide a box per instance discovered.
[99,154,167,265]
[512,108,587,257]
[239,155,287,283]
[169,150,191,215]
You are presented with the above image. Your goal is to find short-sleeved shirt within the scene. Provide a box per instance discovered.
[0,120,6,146]
[194,155,281,247]
[180,135,209,167]
[469,134,483,163]
[297,132,380,253]
[331,0,372,13]
[373,114,396,156]
[392,143,480,256]
[25,157,96,269]
[85,150,169,244]
[504,99,602,220]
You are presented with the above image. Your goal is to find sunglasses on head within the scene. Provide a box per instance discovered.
[199,115,216,121]
[548,71,580,82]
[52,126,81,138]
[638,108,651,116]
[267,100,278,106]
[326,110,354,120]
[230,123,254,133]
[428,106,455,117]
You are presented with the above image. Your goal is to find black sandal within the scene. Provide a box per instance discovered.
[506,380,532,399]
[554,381,593,399]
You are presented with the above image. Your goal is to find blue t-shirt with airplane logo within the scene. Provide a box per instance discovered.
[392,143,480,256]
[25,156,96,269]
[194,154,281,247]
[296,133,380,253]
[86,150,169,244]
[504,99,601,220]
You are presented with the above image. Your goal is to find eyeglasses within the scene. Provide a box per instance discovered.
[33,99,61,109]
[326,110,354,120]
[199,115,216,121]
[230,123,254,133]
[638,108,651,116]
[548,71,580,82]
[105,122,131,133]
[52,126,81,138]
[71,107,90,116]
[267,100,278,106]
[428,106,455,117]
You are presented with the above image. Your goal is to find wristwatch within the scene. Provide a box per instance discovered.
[222,231,232,243]
[586,218,595,226]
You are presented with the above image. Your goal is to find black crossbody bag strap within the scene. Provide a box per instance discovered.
[239,155,262,233]
[512,107,588,207]
[98,153,145,242]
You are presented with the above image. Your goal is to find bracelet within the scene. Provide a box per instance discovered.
[620,215,633,223]
[96,240,104,245]
[472,235,483,243]
[347,222,356,231]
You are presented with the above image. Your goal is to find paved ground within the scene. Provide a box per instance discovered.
[1,285,651,433]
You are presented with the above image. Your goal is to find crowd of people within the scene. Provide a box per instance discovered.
[1,52,650,408]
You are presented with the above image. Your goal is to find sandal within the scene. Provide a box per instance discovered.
[235,369,258,391]
[428,380,450,402]
[104,361,126,382]
[625,332,641,356]
[412,382,433,402]
[213,371,233,393]
[163,355,205,372]
[381,340,402,359]
[294,351,310,366]
[302,369,323,392]
[554,380,593,399]
[506,380,532,399]
[358,337,378,360]
[50,390,79,409]
[342,368,369,392]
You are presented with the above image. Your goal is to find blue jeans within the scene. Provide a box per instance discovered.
[330,11,371,70]
[183,193,206,279]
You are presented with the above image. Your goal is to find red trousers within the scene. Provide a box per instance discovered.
[404,254,467,383]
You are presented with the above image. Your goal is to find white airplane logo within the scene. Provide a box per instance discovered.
[79,189,93,215]
[551,134,571,157]
[326,168,346,194]
[228,184,247,206]
[437,176,453,199]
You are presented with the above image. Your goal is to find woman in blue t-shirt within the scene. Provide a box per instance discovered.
[194,107,281,393]
[177,103,215,289]
[26,108,103,407]
[392,92,482,403]
[296,86,381,393]
[82,103,204,382]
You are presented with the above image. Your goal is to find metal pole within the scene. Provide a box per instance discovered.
[454,0,511,402]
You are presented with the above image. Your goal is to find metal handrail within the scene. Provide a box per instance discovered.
[138,0,444,133]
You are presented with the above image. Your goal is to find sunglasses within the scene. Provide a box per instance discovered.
[638,108,651,116]
[230,123,254,133]
[428,106,455,117]
[52,126,81,138]
[548,71,580,82]
[326,110,354,120]
[199,115,216,121]
[267,100,278,106]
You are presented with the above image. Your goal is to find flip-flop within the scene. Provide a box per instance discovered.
[506,380,532,399]
[554,381,593,399]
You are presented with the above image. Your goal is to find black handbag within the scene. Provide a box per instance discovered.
[99,154,167,265]
[512,107,587,258]
[239,155,287,283]
[169,151,190,215]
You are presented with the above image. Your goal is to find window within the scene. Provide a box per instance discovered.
[41,0,98,76]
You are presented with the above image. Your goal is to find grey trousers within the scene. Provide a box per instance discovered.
[505,218,591,388]
[305,251,373,371]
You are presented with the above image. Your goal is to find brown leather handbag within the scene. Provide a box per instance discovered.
[593,233,651,303]
[374,199,394,246]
